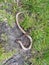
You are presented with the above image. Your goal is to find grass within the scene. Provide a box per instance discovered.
[0,10,15,27]
[20,14,34,30]
[0,0,49,65]
[0,49,16,64]
[20,0,49,65]
[0,48,16,61]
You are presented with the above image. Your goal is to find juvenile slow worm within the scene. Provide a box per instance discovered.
[16,12,32,50]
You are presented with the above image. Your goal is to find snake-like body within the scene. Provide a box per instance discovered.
[16,12,32,50]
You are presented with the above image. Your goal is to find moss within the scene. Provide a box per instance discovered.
[0,49,16,62]
[1,33,8,41]
[0,10,15,27]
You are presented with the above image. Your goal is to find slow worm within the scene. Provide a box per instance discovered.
[16,12,32,50]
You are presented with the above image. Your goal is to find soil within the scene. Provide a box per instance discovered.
[0,21,32,65]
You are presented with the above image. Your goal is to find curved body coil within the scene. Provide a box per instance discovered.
[16,12,32,50]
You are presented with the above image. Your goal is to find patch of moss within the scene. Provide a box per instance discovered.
[0,10,15,27]
[0,48,16,62]
[1,33,8,41]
